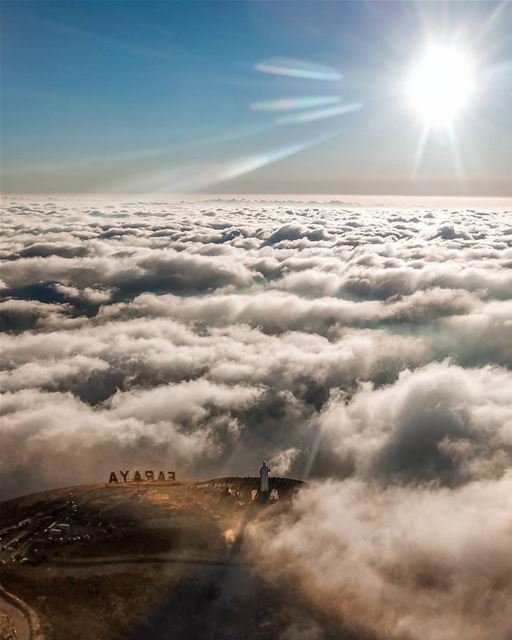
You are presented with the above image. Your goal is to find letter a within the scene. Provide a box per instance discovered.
[133,470,142,482]
[157,471,165,481]
[109,472,118,484]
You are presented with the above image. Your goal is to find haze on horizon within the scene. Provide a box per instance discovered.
[1,0,511,197]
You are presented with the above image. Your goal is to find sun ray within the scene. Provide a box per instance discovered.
[411,123,430,178]
[250,96,342,112]
[447,126,466,183]
[254,57,343,81]
[275,102,362,125]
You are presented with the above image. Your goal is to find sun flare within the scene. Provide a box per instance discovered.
[406,45,475,127]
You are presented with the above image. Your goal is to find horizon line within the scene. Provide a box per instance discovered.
[2,192,511,206]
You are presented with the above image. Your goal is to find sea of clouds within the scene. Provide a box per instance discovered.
[1,195,511,639]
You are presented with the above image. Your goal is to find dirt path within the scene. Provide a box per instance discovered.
[0,586,31,640]
[47,552,253,569]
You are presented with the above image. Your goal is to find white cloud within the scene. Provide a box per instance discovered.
[246,474,512,640]
[1,196,511,505]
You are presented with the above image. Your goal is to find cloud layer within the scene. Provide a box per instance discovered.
[1,195,511,638]
[246,473,512,640]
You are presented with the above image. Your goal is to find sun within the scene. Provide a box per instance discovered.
[406,45,475,127]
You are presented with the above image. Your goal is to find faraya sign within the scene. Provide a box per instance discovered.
[108,470,176,483]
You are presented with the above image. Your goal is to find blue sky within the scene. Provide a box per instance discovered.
[1,0,511,195]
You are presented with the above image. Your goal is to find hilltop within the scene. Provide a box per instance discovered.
[0,478,359,640]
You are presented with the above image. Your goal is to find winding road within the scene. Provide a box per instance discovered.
[0,585,31,640]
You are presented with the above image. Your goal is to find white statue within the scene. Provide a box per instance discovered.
[259,460,271,495]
